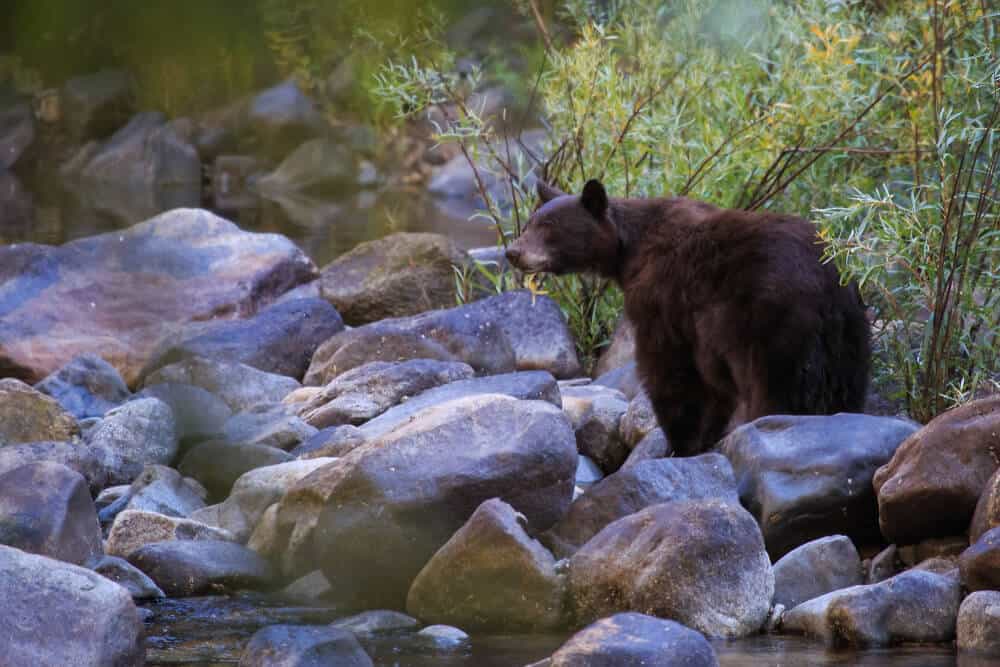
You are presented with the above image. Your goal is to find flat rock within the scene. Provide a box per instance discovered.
[567,500,773,638]
[548,612,718,667]
[875,395,1000,545]
[179,440,294,501]
[106,509,236,558]
[128,538,275,596]
[772,535,864,610]
[407,498,565,632]
[957,590,1000,655]
[239,624,373,667]
[960,526,1000,592]
[0,544,144,666]
[719,413,919,557]
[88,553,166,599]
[561,385,629,473]
[0,209,318,385]
[330,610,421,636]
[0,378,79,444]
[782,569,960,646]
[145,357,300,412]
[34,354,131,419]
[87,397,178,485]
[0,462,101,564]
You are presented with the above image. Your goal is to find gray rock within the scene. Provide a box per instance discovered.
[0,440,109,494]
[0,544,144,666]
[0,378,80,445]
[960,526,1000,592]
[407,498,565,632]
[239,624,373,667]
[575,456,604,485]
[0,462,101,565]
[277,569,333,605]
[102,464,207,523]
[271,394,577,608]
[291,425,367,459]
[296,359,474,428]
[548,612,718,667]
[594,318,635,378]
[179,440,294,501]
[621,428,671,469]
[567,500,773,638]
[331,610,421,635]
[719,413,919,557]
[0,169,33,232]
[256,138,355,193]
[561,385,629,473]
[60,69,132,141]
[782,569,960,646]
[957,590,1000,655]
[87,553,165,599]
[318,232,468,326]
[145,357,300,412]
[34,354,131,419]
[427,130,543,206]
[246,80,325,160]
[87,397,178,485]
[137,382,232,442]
[106,509,236,558]
[619,392,656,448]
[772,535,864,610]
[128,538,275,596]
[223,405,317,451]
[415,624,470,649]
[545,454,738,559]
[593,361,642,400]
[0,100,35,169]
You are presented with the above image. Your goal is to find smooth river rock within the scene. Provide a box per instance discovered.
[771,535,864,610]
[239,624,373,667]
[129,538,275,596]
[34,354,132,419]
[957,590,1000,655]
[959,526,1000,592]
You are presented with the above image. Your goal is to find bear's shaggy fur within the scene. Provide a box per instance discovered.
[506,179,871,456]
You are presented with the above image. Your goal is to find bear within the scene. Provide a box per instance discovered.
[505,179,871,456]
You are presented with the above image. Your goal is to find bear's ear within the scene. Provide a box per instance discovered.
[581,179,608,219]
[536,180,566,204]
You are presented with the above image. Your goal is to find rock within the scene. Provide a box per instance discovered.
[100,465,206,523]
[191,458,336,542]
[619,391,657,448]
[575,456,604,486]
[0,169,33,233]
[0,440,108,493]
[143,298,343,382]
[875,396,1000,545]
[105,509,235,558]
[179,440,294,501]
[256,138,355,194]
[548,613,718,667]
[239,624,373,667]
[128,539,275,596]
[407,498,565,632]
[771,535,864,610]
[427,131,543,206]
[415,625,470,649]
[34,354,131,419]
[960,527,1000,592]
[137,382,232,442]
[222,405,317,451]
[545,454,738,559]
[295,359,473,428]
[867,544,899,584]
[0,100,34,169]
[621,428,671,469]
[87,397,178,485]
[0,544,144,666]
[0,462,101,564]
[561,385,629,473]
[593,361,642,400]
[318,233,468,325]
[331,610,421,636]
[246,80,326,160]
[898,535,968,566]
[719,413,919,557]
[0,209,318,385]
[145,357,300,412]
[271,394,576,608]
[359,370,561,441]
[87,554,165,599]
[972,467,1000,542]
[957,590,1000,655]
[291,425,366,459]
[567,500,773,638]
[60,69,132,141]
[278,570,333,604]
[594,318,635,378]
[0,378,80,445]
[782,569,960,646]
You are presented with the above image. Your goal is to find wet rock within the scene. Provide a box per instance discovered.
[271,394,576,608]
[407,498,565,632]
[60,69,132,141]
[246,80,326,160]
[256,137,355,194]
[0,440,108,494]
[0,462,101,564]
[567,500,773,638]
[545,454,738,559]
[144,298,342,382]
[415,624,470,649]
[782,569,960,646]
[179,440,293,501]
[87,397,178,485]
[0,378,80,444]
[34,354,131,419]
[621,428,671,469]
[87,553,165,599]
[548,612,718,667]
[0,544,144,666]
[772,535,864,610]
[138,382,232,442]
[145,357,300,413]
[594,318,635,378]
[0,208,318,385]
[129,539,275,596]
[561,385,629,474]
[957,590,1000,655]
[222,405,316,451]
[0,100,34,169]
[318,232,468,325]
[971,467,1000,543]
[106,509,235,558]
[960,527,1000,592]
[291,425,366,459]
[296,359,473,428]
[239,624,373,667]
[875,396,1000,545]
[593,360,642,400]
[719,413,919,557]
[331,610,421,635]
[619,392,657,448]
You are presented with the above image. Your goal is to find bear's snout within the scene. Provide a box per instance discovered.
[505,245,522,265]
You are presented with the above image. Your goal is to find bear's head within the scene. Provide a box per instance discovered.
[505,179,618,277]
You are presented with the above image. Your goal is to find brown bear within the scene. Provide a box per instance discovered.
[506,179,871,456]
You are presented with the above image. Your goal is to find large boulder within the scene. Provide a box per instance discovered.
[782,569,960,646]
[128,538,275,596]
[0,545,144,666]
[957,590,1000,655]
[544,454,738,558]
[0,100,35,169]
[566,500,773,638]
[771,535,864,610]
[268,394,577,609]
[318,232,468,325]
[0,209,318,385]
[245,80,325,160]
[406,498,564,632]
[0,440,109,494]
[719,413,918,557]
[105,509,235,559]
[0,378,80,444]
[60,69,132,141]
[547,613,718,667]
[144,357,300,412]
[239,624,373,667]
[959,526,1000,592]
[874,395,1000,545]
[34,354,131,419]
[0,462,102,565]
[87,397,178,485]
